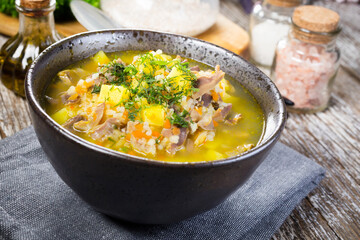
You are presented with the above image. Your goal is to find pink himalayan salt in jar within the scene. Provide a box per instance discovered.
[271,6,341,113]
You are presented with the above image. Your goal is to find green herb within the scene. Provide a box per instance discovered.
[91,84,101,94]
[120,147,129,153]
[170,110,189,128]
[91,52,198,122]
[124,101,141,121]
[0,0,100,21]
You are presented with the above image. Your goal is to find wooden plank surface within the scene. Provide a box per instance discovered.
[220,0,360,239]
[0,12,249,56]
[1,0,360,239]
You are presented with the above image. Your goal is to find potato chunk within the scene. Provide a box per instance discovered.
[167,66,191,90]
[98,85,130,106]
[93,51,110,65]
[51,108,74,125]
[142,105,165,127]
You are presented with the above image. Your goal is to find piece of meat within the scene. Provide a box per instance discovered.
[161,128,173,138]
[211,101,220,110]
[175,128,188,147]
[213,104,232,122]
[61,93,80,105]
[94,74,108,86]
[190,109,201,122]
[169,127,189,154]
[73,103,105,131]
[115,58,126,65]
[225,113,242,125]
[90,118,121,140]
[62,115,86,130]
[193,65,225,99]
[58,68,88,85]
[198,112,215,130]
[44,95,59,105]
[190,66,200,72]
[92,103,105,125]
[201,93,212,107]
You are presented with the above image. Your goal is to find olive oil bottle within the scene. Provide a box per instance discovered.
[0,0,61,97]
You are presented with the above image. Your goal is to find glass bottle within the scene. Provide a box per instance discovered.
[271,6,341,113]
[249,0,304,74]
[0,0,61,97]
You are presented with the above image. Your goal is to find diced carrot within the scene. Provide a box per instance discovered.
[164,119,171,129]
[211,90,219,101]
[75,85,83,94]
[195,107,202,116]
[132,130,143,139]
[84,79,95,88]
[70,105,75,109]
[128,151,136,155]
[132,130,152,140]
[152,131,161,138]
[122,110,128,121]
[219,82,224,90]
[213,120,218,127]
[172,127,180,135]
[126,133,131,141]
[135,123,143,131]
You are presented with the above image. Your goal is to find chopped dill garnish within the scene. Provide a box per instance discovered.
[91,84,101,94]
[170,110,189,128]
[96,52,197,122]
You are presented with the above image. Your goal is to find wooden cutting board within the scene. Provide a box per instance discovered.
[0,13,249,57]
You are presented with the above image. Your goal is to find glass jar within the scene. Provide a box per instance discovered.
[271,6,341,113]
[249,0,303,73]
[0,0,61,97]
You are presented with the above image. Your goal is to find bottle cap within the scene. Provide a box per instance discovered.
[17,0,54,17]
[266,0,302,8]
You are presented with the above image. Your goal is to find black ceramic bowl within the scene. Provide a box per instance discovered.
[25,30,286,224]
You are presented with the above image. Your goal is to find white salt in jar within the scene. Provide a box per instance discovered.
[271,6,341,113]
[249,0,304,72]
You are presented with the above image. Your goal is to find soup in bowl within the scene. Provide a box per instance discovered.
[45,50,264,162]
[26,30,286,224]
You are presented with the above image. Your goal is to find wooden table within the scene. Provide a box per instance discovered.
[1,0,359,239]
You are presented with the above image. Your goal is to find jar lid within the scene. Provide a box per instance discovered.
[291,6,340,44]
[20,0,50,9]
[266,0,302,8]
[16,0,54,17]
[292,6,340,33]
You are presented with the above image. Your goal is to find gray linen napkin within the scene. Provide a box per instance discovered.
[0,127,325,240]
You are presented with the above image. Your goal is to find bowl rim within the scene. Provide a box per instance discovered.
[25,29,286,168]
